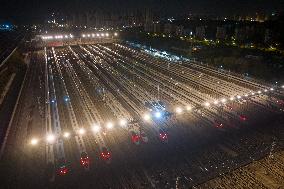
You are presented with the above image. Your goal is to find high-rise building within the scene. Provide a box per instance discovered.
[216,26,227,40]
[163,23,173,35]
[264,29,272,44]
[153,23,161,33]
[175,25,184,36]
[195,26,206,39]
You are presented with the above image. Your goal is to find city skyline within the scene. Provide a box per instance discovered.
[1,0,284,24]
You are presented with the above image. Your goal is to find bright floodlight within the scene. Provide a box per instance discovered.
[63,132,70,138]
[282,85,284,89]
[46,134,55,143]
[258,91,262,94]
[96,33,100,37]
[87,34,91,37]
[251,92,255,95]
[92,124,101,132]
[186,105,192,111]
[82,34,86,38]
[114,32,118,36]
[143,113,151,121]
[237,95,241,99]
[213,100,219,105]
[106,122,113,129]
[230,97,235,101]
[119,119,127,127]
[270,88,274,91]
[78,128,86,135]
[176,107,183,114]
[204,102,210,107]
[221,98,227,103]
[155,111,162,118]
[105,33,109,37]
[30,138,38,145]
[264,89,268,92]
[101,33,105,37]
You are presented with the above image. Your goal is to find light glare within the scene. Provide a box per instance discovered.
[46,134,55,143]
[92,125,101,132]
[186,106,192,111]
[63,132,70,138]
[143,113,151,121]
[106,122,113,129]
[155,111,161,118]
[119,119,127,126]
[221,98,227,103]
[176,107,183,114]
[78,128,86,135]
[30,138,38,145]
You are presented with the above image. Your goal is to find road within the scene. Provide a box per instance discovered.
[0,43,283,189]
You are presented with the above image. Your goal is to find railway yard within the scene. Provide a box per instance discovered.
[0,42,284,189]
[196,150,284,189]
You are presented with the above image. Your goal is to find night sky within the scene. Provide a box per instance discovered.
[1,0,284,23]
